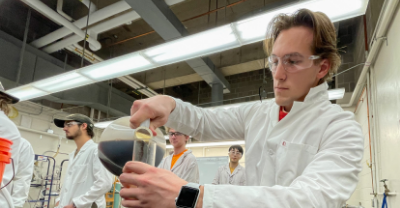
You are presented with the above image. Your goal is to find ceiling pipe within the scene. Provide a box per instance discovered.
[340,0,399,107]
[57,0,73,21]
[43,11,140,53]
[24,0,102,51]
[30,0,187,50]
[80,0,97,14]
[29,1,131,49]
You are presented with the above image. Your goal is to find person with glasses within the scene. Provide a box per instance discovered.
[121,9,363,208]
[53,114,113,208]
[158,128,199,183]
[212,145,245,186]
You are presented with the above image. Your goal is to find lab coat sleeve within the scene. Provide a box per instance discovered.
[11,140,34,208]
[211,168,220,185]
[180,157,199,183]
[165,98,258,141]
[202,115,364,208]
[72,149,114,208]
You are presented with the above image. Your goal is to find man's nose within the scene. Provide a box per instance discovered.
[273,62,287,81]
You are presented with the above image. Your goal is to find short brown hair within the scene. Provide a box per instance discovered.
[0,94,13,115]
[264,9,341,82]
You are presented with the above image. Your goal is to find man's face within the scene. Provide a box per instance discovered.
[228,148,242,163]
[168,129,188,148]
[63,121,82,140]
[271,26,329,107]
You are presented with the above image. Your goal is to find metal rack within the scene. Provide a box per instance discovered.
[28,154,57,208]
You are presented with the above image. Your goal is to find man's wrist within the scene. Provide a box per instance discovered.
[195,185,204,208]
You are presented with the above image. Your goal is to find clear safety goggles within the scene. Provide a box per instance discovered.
[268,53,320,73]
[228,151,242,156]
[64,121,82,128]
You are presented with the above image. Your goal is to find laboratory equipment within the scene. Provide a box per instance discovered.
[98,117,166,176]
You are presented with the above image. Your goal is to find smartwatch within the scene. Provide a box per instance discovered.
[175,183,200,208]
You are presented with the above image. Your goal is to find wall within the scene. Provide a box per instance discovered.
[347,89,374,207]
[347,3,400,208]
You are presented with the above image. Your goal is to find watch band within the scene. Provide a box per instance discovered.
[185,183,200,189]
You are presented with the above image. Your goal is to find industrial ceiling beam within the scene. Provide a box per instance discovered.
[125,0,231,93]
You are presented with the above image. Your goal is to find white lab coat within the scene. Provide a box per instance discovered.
[165,82,364,208]
[56,140,113,208]
[212,164,246,186]
[158,150,200,183]
[0,181,14,208]
[0,110,22,208]
[7,138,34,208]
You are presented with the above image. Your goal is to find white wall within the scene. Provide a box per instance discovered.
[347,90,374,207]
[348,4,400,208]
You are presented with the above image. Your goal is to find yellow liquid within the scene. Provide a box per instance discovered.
[135,128,152,142]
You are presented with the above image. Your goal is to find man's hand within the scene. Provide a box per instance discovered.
[63,204,74,208]
[55,201,59,207]
[119,161,187,208]
[130,95,176,135]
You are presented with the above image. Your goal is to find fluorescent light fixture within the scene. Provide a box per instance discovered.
[94,120,114,128]
[167,140,245,148]
[33,71,93,93]
[6,86,48,101]
[328,88,345,100]
[6,0,367,101]
[80,53,152,81]
[144,25,239,64]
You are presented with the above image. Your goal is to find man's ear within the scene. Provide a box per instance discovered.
[81,123,88,130]
[316,59,330,80]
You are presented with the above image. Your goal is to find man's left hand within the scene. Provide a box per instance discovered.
[120,161,187,208]
[63,204,75,208]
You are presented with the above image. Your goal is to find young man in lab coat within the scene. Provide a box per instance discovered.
[158,128,199,183]
[54,114,113,208]
[120,9,364,208]
[0,81,34,208]
[212,145,245,186]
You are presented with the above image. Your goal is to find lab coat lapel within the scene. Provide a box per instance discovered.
[171,150,190,172]
[68,140,93,169]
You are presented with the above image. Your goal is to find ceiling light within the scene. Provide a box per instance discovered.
[80,53,152,81]
[6,86,48,102]
[144,25,239,64]
[166,140,245,149]
[94,120,114,128]
[6,0,367,101]
[328,88,345,100]
[235,0,367,44]
[33,71,93,93]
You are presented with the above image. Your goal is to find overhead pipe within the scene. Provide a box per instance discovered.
[80,0,97,14]
[30,0,187,50]
[65,44,158,98]
[340,0,399,107]
[29,1,131,48]
[57,0,73,21]
[24,0,102,51]
[43,11,140,53]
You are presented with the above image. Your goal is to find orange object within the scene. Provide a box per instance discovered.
[0,137,13,183]
[171,149,187,169]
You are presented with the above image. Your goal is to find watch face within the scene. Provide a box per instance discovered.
[176,187,199,208]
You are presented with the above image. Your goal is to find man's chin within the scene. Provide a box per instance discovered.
[66,136,75,140]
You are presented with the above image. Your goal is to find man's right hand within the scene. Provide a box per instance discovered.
[130,95,176,135]
[55,201,59,207]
